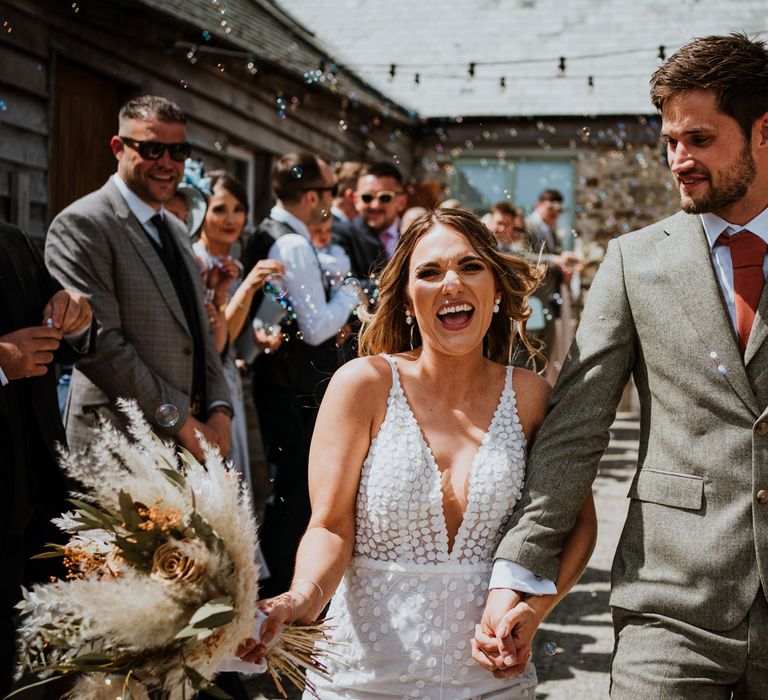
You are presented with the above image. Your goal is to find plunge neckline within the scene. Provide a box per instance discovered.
[383,355,512,557]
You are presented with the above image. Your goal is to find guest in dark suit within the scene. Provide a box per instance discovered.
[333,161,408,286]
[0,222,93,695]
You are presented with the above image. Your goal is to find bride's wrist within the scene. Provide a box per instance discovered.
[290,579,324,615]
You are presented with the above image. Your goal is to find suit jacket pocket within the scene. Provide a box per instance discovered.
[627,468,704,510]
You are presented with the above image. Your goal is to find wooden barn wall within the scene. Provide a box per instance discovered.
[0,0,415,238]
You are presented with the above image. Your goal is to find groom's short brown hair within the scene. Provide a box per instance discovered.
[650,33,768,140]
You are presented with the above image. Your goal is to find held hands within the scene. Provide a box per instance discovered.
[472,589,541,678]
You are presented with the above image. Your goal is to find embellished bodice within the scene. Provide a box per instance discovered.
[354,354,527,565]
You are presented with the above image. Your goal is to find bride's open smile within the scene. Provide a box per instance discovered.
[407,223,498,354]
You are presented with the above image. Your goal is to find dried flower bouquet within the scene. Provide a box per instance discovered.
[11,400,329,700]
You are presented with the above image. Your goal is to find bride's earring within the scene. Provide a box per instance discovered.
[405,309,413,325]
[493,298,501,313]
[409,323,415,350]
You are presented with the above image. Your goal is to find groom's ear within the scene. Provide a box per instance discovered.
[755,111,768,147]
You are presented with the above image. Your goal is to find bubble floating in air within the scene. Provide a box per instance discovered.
[341,277,362,298]
[155,403,180,428]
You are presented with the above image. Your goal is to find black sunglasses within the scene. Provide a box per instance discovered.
[119,136,191,163]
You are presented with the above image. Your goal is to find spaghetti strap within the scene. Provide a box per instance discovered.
[379,353,401,393]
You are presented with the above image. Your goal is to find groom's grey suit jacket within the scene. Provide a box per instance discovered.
[497,210,768,631]
[45,178,230,454]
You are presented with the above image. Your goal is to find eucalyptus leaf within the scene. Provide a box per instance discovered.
[190,609,236,630]
[188,598,234,627]
[68,498,116,526]
[30,544,66,560]
[70,651,113,665]
[160,468,187,490]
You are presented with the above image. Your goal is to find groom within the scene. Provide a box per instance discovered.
[476,33,768,697]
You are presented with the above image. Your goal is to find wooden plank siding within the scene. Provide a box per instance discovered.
[0,0,416,237]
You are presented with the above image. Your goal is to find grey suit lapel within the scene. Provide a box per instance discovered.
[656,213,759,416]
[104,180,189,333]
[745,277,768,365]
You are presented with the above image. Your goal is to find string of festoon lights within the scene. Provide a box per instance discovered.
[174,29,768,112]
[371,35,768,90]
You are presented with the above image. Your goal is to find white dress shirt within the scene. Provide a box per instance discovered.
[111,173,168,245]
[267,206,358,346]
[492,206,768,595]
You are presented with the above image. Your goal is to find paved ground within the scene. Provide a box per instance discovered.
[249,413,639,700]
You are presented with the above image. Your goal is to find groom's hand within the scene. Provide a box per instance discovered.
[472,588,530,677]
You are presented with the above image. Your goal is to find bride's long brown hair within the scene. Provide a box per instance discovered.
[358,208,543,367]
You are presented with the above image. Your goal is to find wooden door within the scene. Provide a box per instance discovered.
[50,60,122,219]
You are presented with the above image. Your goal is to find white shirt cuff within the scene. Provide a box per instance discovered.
[0,366,8,386]
[490,558,557,595]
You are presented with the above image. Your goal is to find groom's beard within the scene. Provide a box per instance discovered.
[676,140,756,215]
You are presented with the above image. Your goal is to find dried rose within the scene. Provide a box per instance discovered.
[150,539,209,585]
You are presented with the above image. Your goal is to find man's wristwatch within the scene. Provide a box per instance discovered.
[208,405,234,419]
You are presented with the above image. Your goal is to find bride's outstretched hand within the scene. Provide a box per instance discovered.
[236,593,300,664]
[472,589,539,678]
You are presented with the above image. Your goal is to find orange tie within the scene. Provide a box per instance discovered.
[716,230,768,355]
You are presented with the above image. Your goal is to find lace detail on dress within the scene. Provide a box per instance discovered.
[354,354,526,565]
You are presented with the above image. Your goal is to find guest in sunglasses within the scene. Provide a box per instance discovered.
[333,161,409,297]
[45,95,234,465]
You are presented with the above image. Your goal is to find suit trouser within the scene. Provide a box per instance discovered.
[610,590,768,699]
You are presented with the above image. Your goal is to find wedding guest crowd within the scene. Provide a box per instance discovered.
[2,91,583,695]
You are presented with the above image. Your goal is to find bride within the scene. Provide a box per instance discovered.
[239,208,596,698]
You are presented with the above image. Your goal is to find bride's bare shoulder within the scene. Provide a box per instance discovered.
[326,355,393,402]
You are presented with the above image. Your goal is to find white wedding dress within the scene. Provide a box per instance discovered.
[305,354,537,700]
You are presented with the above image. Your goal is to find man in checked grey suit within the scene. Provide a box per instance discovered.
[474,35,768,697]
[45,95,232,462]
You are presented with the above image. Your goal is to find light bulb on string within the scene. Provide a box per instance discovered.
[558,56,566,76]
[414,72,420,86]
[389,64,397,81]
[658,45,666,61]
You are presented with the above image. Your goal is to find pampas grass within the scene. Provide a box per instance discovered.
[13,399,328,700]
